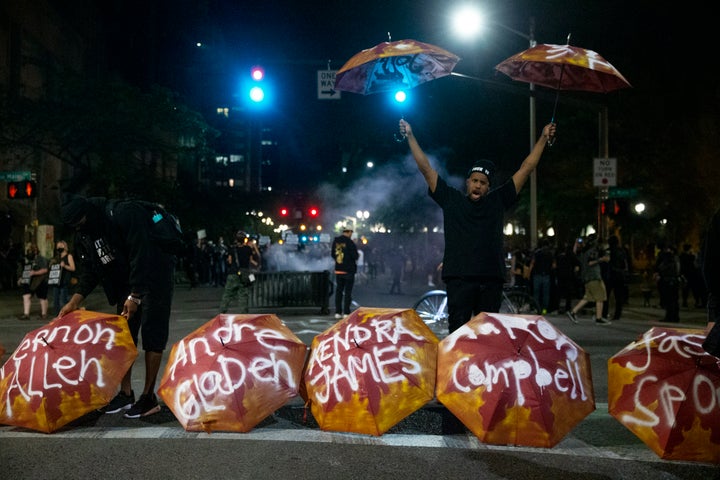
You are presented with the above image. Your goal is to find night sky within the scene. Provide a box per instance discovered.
[99,0,716,199]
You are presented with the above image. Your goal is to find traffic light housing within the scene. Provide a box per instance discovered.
[7,180,37,199]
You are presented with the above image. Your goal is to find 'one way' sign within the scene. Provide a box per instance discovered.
[317,70,340,100]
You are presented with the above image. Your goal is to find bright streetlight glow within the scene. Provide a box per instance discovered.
[634,202,646,214]
[450,5,484,40]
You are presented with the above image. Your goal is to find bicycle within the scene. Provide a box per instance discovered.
[412,285,541,337]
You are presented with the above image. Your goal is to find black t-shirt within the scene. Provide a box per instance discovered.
[430,176,517,281]
[532,247,554,275]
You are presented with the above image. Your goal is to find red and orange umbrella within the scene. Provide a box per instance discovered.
[436,312,595,447]
[158,313,308,433]
[304,307,438,436]
[495,38,631,130]
[0,310,137,433]
[608,326,720,463]
[335,39,460,96]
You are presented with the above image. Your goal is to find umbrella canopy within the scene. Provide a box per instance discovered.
[304,307,438,436]
[495,42,631,93]
[335,39,460,95]
[436,312,595,448]
[608,326,720,463]
[0,310,137,433]
[158,313,307,433]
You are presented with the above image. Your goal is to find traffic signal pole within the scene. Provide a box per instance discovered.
[598,107,609,242]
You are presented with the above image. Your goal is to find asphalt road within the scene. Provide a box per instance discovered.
[0,274,718,479]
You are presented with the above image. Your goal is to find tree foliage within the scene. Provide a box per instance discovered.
[0,73,218,202]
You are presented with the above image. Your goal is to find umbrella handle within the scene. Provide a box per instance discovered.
[394,115,407,143]
[547,121,557,147]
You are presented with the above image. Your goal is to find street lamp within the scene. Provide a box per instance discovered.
[451,8,539,248]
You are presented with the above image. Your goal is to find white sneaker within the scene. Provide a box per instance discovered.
[334,313,342,319]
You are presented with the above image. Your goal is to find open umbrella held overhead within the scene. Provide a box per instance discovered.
[335,36,460,141]
[495,34,631,143]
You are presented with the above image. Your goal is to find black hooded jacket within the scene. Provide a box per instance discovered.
[73,197,159,305]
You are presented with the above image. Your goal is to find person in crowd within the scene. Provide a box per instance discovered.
[388,245,407,295]
[356,246,365,284]
[49,240,76,315]
[511,249,530,289]
[654,242,680,323]
[213,235,229,287]
[566,234,612,325]
[529,238,555,314]
[1,238,22,290]
[18,243,49,320]
[555,241,581,314]
[702,208,720,357]
[679,243,704,308]
[399,118,556,334]
[219,230,261,314]
[602,235,628,321]
[331,228,359,318]
[59,194,176,418]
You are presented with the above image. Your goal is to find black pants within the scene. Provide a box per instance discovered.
[335,272,355,315]
[602,271,626,320]
[445,277,503,333]
[658,278,679,322]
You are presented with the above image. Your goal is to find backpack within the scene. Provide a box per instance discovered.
[106,199,187,256]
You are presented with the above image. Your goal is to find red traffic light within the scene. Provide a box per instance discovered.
[308,206,319,218]
[7,180,36,199]
[251,65,264,81]
[279,207,289,217]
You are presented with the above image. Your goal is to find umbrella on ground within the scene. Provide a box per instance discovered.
[304,307,438,436]
[0,310,137,433]
[158,313,308,433]
[495,35,631,133]
[608,326,720,463]
[335,37,460,141]
[436,312,595,447]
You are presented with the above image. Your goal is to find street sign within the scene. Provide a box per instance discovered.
[0,171,31,182]
[593,158,617,187]
[608,187,639,198]
[317,70,340,100]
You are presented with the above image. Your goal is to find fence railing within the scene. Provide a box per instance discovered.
[248,270,332,314]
